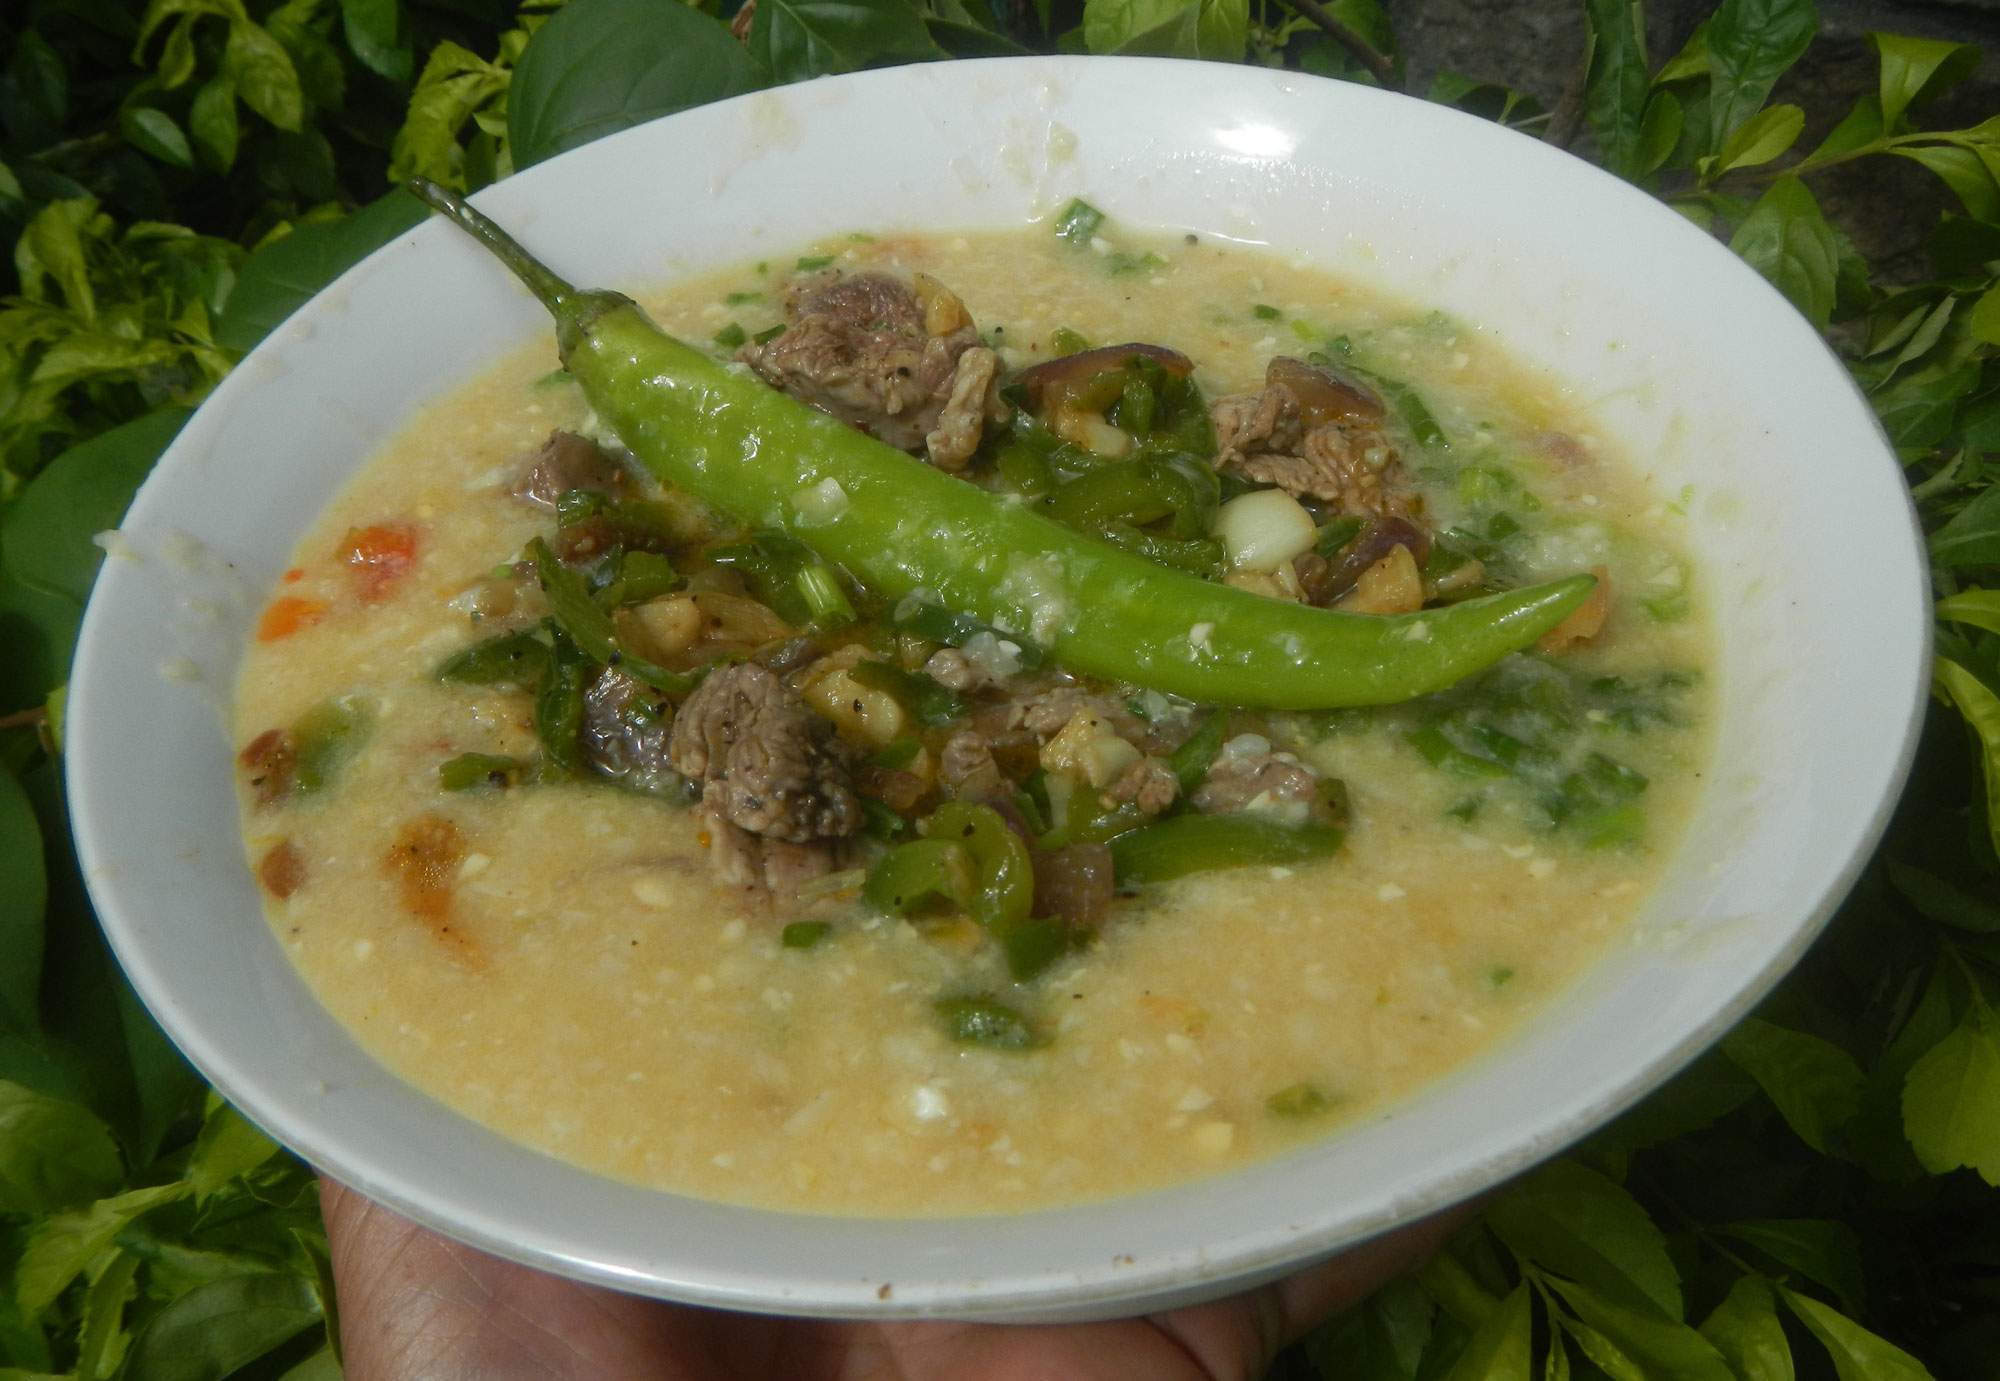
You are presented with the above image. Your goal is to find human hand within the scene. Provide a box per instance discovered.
[320,1177,1469,1380]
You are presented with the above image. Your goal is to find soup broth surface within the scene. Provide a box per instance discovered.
[235,225,1708,1215]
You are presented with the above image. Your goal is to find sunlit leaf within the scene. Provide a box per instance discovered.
[122,1273,321,1381]
[1699,1276,1794,1381]
[1440,1282,1530,1380]
[0,1081,124,1221]
[223,19,303,132]
[1712,103,1804,174]
[1873,32,1981,126]
[187,1098,280,1201]
[1704,0,1816,150]
[749,0,942,82]
[1781,1289,1938,1381]
[1902,1002,2000,1184]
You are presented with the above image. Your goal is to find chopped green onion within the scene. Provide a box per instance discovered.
[1267,1083,1334,1118]
[796,255,835,270]
[713,322,746,350]
[1253,304,1282,321]
[1053,198,1105,244]
[781,921,832,949]
[935,996,1042,1050]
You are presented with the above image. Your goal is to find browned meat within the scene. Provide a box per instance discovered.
[737,271,1002,465]
[705,814,837,904]
[512,431,629,511]
[1191,742,1321,819]
[1211,358,1419,521]
[668,664,861,843]
[581,668,684,795]
[552,512,676,568]
[1033,843,1114,926]
[239,728,298,807]
[939,727,1008,802]
[1102,757,1178,815]
[383,814,480,962]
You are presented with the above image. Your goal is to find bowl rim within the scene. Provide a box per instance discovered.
[65,53,1931,1320]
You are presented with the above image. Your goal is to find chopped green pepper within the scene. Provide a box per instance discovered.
[292,696,373,794]
[935,995,1042,1049]
[436,629,548,687]
[1052,199,1104,244]
[781,920,832,949]
[439,752,527,791]
[411,182,1599,711]
[533,633,592,777]
[1109,815,1344,887]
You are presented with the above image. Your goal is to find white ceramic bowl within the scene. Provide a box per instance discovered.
[67,56,1927,1322]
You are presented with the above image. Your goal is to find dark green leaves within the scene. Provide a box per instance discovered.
[1583,0,1650,180]
[0,767,47,1038]
[1722,1017,1865,1152]
[1486,1160,1681,1320]
[1703,0,1816,151]
[123,1273,321,1381]
[1729,175,1838,329]
[214,189,428,353]
[749,0,942,83]
[509,0,770,171]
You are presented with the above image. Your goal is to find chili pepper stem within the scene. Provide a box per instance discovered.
[408,179,635,360]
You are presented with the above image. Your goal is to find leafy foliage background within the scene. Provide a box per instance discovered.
[4,0,2000,1375]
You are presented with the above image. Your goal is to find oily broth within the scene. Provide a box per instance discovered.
[235,228,1706,1215]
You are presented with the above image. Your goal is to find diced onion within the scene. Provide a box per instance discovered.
[1214,489,1317,573]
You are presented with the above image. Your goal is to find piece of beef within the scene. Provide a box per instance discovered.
[1190,736,1322,821]
[737,271,1002,466]
[668,663,861,843]
[1102,757,1179,815]
[1210,358,1420,522]
[512,431,629,511]
[581,667,685,796]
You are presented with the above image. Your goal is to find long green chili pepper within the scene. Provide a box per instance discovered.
[411,181,1596,710]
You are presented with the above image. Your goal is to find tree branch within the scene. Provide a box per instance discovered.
[1274,0,1401,93]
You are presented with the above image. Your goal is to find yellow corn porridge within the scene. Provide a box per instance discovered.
[233,224,1708,1216]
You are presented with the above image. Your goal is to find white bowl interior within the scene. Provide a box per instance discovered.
[66,58,1927,1321]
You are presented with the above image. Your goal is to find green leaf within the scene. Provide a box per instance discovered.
[926,13,1037,56]
[1803,94,1885,166]
[1721,1017,1865,1152]
[386,39,509,187]
[1485,1159,1681,1321]
[1967,283,2000,347]
[1083,0,1248,60]
[1635,91,1684,176]
[224,20,304,132]
[279,1347,342,1381]
[1729,175,1838,328]
[0,570,81,716]
[1712,103,1804,175]
[1936,658,2000,864]
[122,1273,321,1381]
[509,0,770,171]
[1698,1276,1794,1381]
[1583,0,1649,180]
[0,1081,122,1218]
[1416,1248,1502,1329]
[1715,1221,1866,1315]
[188,78,240,172]
[341,0,411,81]
[2,409,190,606]
[187,1098,281,1200]
[1655,19,1709,83]
[1885,858,2000,932]
[1931,486,2000,567]
[74,1250,139,1381]
[120,106,195,167]
[1596,1049,1758,1151]
[1704,0,1816,151]
[1441,1282,1531,1381]
[1780,1289,1938,1381]
[0,767,46,1039]
[749,0,943,82]
[1902,1002,2000,1183]
[1872,32,1980,127]
[17,198,99,319]
[1892,145,2000,221]
[1876,359,1980,450]
[1540,1276,1736,1381]
[215,188,427,352]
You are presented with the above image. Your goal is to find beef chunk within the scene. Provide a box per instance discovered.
[737,271,1002,466]
[1211,358,1420,522]
[668,663,861,843]
[512,431,630,511]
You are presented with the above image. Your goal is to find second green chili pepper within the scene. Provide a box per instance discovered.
[411,182,1596,711]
